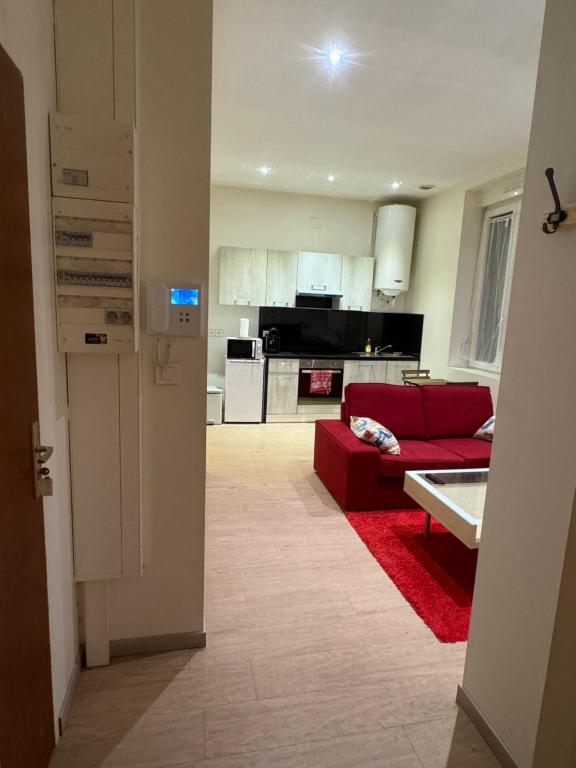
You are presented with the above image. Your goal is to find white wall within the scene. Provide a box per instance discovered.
[462,0,576,765]
[106,0,212,641]
[209,185,409,386]
[0,0,78,734]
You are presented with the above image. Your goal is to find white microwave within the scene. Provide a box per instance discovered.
[226,336,263,360]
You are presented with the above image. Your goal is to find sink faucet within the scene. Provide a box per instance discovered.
[375,344,392,355]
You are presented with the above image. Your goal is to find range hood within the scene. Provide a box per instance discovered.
[296,289,343,297]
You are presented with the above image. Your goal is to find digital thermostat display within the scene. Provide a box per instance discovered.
[170,288,199,306]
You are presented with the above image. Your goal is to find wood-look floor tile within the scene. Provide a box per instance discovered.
[204,671,459,758]
[205,588,356,632]
[403,711,501,768]
[251,644,466,700]
[51,711,205,767]
[50,423,482,768]
[185,726,421,768]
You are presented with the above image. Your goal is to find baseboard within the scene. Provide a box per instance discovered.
[58,650,82,736]
[457,685,521,768]
[110,630,207,658]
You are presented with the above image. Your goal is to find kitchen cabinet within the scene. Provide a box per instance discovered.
[218,247,267,306]
[297,251,342,296]
[343,358,420,392]
[386,360,419,385]
[340,255,374,312]
[343,360,389,389]
[265,250,298,307]
[266,359,299,415]
[267,373,298,414]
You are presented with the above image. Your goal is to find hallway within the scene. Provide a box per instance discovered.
[51,424,498,767]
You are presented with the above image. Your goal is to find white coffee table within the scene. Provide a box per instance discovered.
[403,468,488,549]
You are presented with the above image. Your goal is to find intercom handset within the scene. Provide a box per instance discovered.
[146,280,202,336]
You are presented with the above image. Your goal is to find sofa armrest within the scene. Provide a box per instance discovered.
[314,419,380,510]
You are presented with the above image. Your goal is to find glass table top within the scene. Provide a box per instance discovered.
[410,468,488,523]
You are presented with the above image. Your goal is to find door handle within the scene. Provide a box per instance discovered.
[36,445,54,464]
[31,422,54,498]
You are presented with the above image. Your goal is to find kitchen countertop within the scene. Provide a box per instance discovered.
[264,352,419,361]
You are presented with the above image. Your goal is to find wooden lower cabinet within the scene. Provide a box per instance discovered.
[267,372,298,415]
[342,359,420,396]
[386,360,418,385]
[342,360,388,388]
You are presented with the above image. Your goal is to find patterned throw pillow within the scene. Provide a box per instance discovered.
[350,416,401,454]
[474,415,495,442]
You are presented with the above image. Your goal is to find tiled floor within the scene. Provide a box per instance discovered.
[50,423,500,767]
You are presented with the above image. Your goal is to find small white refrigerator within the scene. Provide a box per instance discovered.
[224,359,265,423]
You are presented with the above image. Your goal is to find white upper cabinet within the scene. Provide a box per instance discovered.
[218,247,267,306]
[340,255,374,312]
[265,250,298,307]
[296,252,343,295]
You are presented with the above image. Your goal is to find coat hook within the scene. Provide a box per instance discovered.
[543,167,567,234]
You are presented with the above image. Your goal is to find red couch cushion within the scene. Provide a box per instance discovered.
[378,439,465,478]
[421,385,493,439]
[430,438,491,468]
[344,383,426,439]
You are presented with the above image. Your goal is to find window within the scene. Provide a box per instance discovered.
[465,201,521,373]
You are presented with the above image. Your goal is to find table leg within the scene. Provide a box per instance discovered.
[424,512,431,539]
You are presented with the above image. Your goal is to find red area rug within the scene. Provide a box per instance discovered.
[345,509,477,642]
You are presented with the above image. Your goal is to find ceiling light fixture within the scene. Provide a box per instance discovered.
[328,174,336,183]
[391,181,402,190]
[328,49,343,67]
[258,166,272,177]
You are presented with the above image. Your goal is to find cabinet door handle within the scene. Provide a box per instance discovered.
[311,284,326,291]
[347,305,362,310]
[234,299,250,305]
[272,301,289,306]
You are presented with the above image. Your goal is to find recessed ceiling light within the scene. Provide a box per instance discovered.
[328,49,343,66]
[258,166,272,177]
[328,174,336,183]
[391,181,402,190]
[418,184,436,191]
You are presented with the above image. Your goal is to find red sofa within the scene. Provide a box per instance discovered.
[314,383,493,511]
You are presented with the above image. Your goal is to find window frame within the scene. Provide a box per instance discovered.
[468,199,521,373]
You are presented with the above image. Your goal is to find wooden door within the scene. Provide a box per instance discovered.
[0,44,55,768]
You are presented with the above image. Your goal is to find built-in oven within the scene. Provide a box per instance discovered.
[298,359,344,400]
[226,336,263,360]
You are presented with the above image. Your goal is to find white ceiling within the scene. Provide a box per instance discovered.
[212,0,545,201]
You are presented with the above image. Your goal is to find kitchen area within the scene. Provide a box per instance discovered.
[209,204,425,424]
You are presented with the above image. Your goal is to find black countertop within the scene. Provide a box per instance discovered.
[265,352,419,361]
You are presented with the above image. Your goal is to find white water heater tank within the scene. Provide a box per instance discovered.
[373,204,416,297]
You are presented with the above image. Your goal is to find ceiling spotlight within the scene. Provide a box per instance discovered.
[258,166,272,177]
[328,174,336,183]
[391,181,402,190]
[328,49,343,66]
[418,184,436,191]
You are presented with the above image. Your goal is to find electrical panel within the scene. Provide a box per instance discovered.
[50,112,134,203]
[52,197,138,354]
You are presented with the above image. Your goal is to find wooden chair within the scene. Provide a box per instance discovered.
[402,368,431,383]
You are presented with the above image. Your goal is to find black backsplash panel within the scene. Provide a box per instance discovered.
[259,308,423,356]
